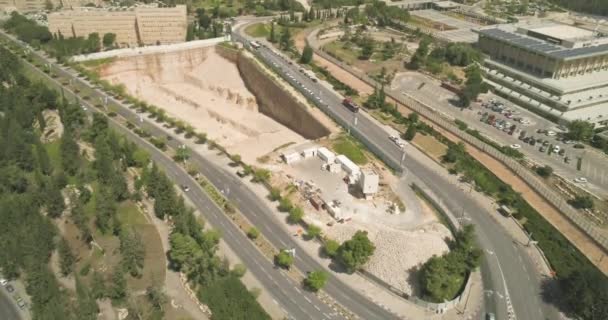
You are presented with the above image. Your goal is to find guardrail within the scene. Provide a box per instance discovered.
[308,35,608,254]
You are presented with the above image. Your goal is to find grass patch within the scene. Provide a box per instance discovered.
[198,276,270,320]
[332,134,368,165]
[44,139,62,170]
[80,57,115,68]
[245,23,271,38]
[117,201,147,226]
[323,40,359,65]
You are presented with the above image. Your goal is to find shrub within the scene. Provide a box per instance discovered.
[278,197,293,212]
[535,165,553,178]
[304,271,328,292]
[247,227,260,240]
[305,224,322,240]
[288,206,304,224]
[323,239,340,258]
[268,188,281,201]
[274,251,294,269]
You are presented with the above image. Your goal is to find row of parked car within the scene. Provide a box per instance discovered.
[1,278,27,310]
[481,99,531,125]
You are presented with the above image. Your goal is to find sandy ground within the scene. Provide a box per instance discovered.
[278,156,451,295]
[100,46,306,164]
[38,109,63,143]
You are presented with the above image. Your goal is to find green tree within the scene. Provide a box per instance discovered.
[279,27,293,50]
[268,22,277,43]
[75,276,99,320]
[323,239,340,258]
[95,187,116,233]
[58,238,75,276]
[358,36,374,60]
[119,227,146,277]
[569,195,594,210]
[146,284,167,313]
[102,33,116,48]
[558,269,608,320]
[274,250,294,269]
[337,230,375,273]
[536,165,553,178]
[305,224,322,240]
[300,44,313,64]
[403,124,417,141]
[567,120,595,141]
[288,206,304,224]
[247,227,260,240]
[304,270,328,292]
[109,268,127,301]
[87,32,101,53]
[60,129,80,175]
[91,271,106,299]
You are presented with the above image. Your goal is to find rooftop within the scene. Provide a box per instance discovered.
[526,24,594,41]
[479,26,608,61]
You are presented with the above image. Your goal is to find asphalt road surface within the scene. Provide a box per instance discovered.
[0,289,21,320]
[1,35,343,320]
[235,25,560,320]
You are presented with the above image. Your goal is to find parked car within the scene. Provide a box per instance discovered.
[553,145,561,152]
[530,139,536,146]
[5,284,14,293]
[0,279,7,286]
[510,144,521,149]
[558,149,566,156]
[539,146,546,152]
[574,177,588,183]
[564,156,570,163]
[546,130,557,136]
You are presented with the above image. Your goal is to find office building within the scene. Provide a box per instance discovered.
[477,23,608,127]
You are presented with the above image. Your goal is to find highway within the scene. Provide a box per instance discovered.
[0,33,342,320]
[234,23,561,320]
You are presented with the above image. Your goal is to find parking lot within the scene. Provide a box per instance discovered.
[392,72,608,198]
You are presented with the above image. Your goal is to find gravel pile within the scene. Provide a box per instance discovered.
[326,221,451,295]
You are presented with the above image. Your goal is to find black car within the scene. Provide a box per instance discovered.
[6,284,14,293]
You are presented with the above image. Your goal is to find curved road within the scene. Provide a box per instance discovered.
[234,21,560,320]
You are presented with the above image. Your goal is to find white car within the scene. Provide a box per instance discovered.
[574,177,588,184]
[546,130,556,136]
[0,279,7,286]
[389,135,399,142]
[553,145,561,152]
[509,144,521,149]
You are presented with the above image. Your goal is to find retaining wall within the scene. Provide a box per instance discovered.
[217,46,331,140]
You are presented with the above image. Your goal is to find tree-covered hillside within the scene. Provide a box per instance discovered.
[549,0,608,16]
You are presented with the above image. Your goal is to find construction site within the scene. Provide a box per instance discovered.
[97,46,309,163]
[269,141,452,296]
[94,43,451,296]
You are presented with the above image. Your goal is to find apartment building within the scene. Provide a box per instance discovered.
[47,5,187,47]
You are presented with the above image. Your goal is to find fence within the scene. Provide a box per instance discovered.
[309,36,608,254]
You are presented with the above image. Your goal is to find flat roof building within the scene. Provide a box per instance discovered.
[47,5,187,47]
[477,22,608,127]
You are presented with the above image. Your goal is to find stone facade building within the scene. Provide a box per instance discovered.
[47,5,186,47]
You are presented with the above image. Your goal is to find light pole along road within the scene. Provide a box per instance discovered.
[0,34,343,320]
[234,21,560,320]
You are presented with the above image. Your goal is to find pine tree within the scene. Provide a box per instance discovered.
[58,238,75,276]
[109,268,127,301]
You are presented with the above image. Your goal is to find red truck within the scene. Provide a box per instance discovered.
[342,98,360,113]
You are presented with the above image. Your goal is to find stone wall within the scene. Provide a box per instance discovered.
[216,45,331,140]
